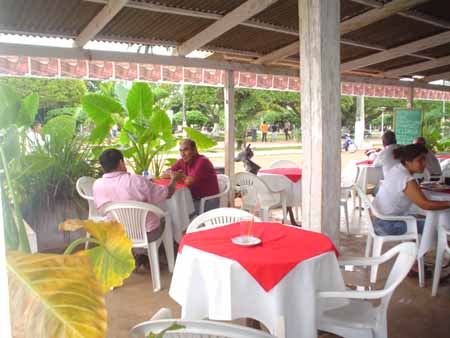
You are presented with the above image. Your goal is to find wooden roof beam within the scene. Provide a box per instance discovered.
[350,0,450,29]
[254,0,427,65]
[174,0,278,56]
[384,55,450,77]
[423,71,450,83]
[75,0,128,48]
[342,30,450,71]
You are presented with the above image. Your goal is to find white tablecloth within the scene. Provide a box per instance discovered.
[164,187,195,242]
[257,173,301,207]
[418,191,450,258]
[169,245,345,338]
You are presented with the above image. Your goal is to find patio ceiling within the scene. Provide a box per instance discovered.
[0,0,450,84]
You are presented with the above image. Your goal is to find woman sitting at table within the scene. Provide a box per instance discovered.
[373,144,450,236]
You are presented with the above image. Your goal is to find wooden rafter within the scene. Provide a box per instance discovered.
[254,0,427,65]
[384,55,450,77]
[423,71,450,83]
[74,0,128,48]
[175,0,277,56]
[342,30,450,71]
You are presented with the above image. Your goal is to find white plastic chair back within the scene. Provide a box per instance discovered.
[76,176,102,220]
[103,201,165,247]
[440,159,450,176]
[379,243,417,313]
[319,243,416,338]
[187,208,261,233]
[270,160,298,168]
[130,307,280,338]
[130,319,278,338]
[235,172,280,209]
[218,174,230,206]
[355,186,377,236]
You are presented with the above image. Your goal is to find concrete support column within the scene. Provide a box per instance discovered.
[299,0,341,246]
[407,86,415,108]
[224,70,235,207]
[354,95,365,147]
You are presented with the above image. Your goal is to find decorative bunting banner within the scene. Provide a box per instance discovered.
[0,55,449,101]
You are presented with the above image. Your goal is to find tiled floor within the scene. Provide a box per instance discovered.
[106,202,450,338]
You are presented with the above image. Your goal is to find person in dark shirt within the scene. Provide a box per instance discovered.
[162,139,220,215]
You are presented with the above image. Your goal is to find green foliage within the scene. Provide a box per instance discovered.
[0,77,87,110]
[184,127,217,149]
[173,110,210,127]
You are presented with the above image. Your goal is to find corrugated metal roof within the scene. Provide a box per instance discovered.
[342,15,445,49]
[0,0,449,81]
[0,0,101,36]
[100,7,213,44]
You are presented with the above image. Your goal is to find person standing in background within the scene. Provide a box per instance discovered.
[260,121,269,142]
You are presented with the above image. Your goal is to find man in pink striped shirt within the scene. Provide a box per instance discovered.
[93,148,181,242]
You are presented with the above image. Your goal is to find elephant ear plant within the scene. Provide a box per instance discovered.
[82,82,217,177]
[0,84,135,337]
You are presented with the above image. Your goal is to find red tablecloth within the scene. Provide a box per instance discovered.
[356,159,373,165]
[258,168,302,183]
[437,154,450,160]
[153,178,187,190]
[179,222,338,292]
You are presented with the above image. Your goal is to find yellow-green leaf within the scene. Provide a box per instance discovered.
[76,220,135,293]
[59,218,86,232]
[7,251,107,338]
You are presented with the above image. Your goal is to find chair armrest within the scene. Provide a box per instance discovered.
[318,289,386,300]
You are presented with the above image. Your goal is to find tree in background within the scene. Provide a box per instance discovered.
[0,78,86,110]
[173,110,210,127]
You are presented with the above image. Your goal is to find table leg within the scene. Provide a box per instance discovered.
[288,207,300,227]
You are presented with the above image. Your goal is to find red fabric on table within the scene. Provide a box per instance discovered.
[258,168,302,183]
[178,222,338,292]
[437,154,450,160]
[153,178,187,190]
[356,159,373,165]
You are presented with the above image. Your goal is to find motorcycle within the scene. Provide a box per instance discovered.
[342,134,357,153]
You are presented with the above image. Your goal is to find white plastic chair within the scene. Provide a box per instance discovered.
[187,207,261,233]
[269,160,298,168]
[356,186,424,287]
[199,174,230,214]
[340,186,352,234]
[432,225,450,296]
[130,308,281,338]
[76,176,104,249]
[318,242,417,338]
[354,166,383,217]
[235,172,287,224]
[103,201,174,292]
[76,176,103,221]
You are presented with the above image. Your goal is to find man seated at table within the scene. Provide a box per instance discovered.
[373,130,400,177]
[93,148,181,242]
[162,139,219,215]
[414,136,442,179]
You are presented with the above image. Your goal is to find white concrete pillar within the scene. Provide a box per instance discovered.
[299,0,341,246]
[224,70,235,207]
[354,96,365,147]
[407,86,414,108]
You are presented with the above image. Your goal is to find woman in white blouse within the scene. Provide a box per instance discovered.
[373,144,450,236]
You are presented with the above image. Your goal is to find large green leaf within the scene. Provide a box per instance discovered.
[2,127,21,163]
[126,82,153,119]
[18,92,39,128]
[81,94,123,123]
[7,251,107,338]
[0,84,20,128]
[184,127,217,150]
[60,220,135,293]
[150,108,172,138]
[114,83,129,109]
[41,115,77,151]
